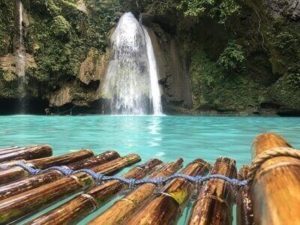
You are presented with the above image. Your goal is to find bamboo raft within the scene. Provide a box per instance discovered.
[0,132,299,225]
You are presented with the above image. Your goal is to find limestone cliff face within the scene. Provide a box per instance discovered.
[0,0,299,115]
[0,0,193,114]
[0,0,119,114]
[142,0,300,115]
[146,27,192,112]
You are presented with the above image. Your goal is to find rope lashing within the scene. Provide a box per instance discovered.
[247,147,300,183]
[5,147,300,189]
[2,161,248,187]
[42,166,73,175]
[9,161,41,175]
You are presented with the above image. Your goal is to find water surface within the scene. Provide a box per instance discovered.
[0,115,299,224]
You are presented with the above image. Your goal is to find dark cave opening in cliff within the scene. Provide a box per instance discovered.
[0,98,49,115]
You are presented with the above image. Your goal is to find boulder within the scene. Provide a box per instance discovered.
[49,85,73,107]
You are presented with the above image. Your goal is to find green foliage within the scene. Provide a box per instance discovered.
[273,31,299,54]
[22,0,120,94]
[178,0,240,23]
[218,41,245,72]
[47,0,62,15]
[123,0,240,23]
[0,0,15,55]
[286,66,300,87]
[85,0,120,51]
[191,50,223,90]
[190,50,264,111]
[178,0,215,17]
[51,15,71,37]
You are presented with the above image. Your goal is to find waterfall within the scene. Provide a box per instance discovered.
[102,12,162,115]
[16,0,25,78]
[16,0,26,113]
[143,27,162,115]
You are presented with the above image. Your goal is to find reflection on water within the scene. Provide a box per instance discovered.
[0,115,300,225]
[147,116,162,146]
[0,115,299,168]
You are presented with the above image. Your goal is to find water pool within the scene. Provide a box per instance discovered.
[0,115,300,224]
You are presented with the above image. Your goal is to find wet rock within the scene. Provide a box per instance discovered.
[49,84,73,107]
[146,25,193,110]
[0,53,37,81]
[78,48,109,85]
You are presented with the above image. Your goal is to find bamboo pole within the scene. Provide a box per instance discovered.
[0,150,120,201]
[28,149,94,169]
[27,158,163,225]
[0,146,26,156]
[64,150,119,170]
[251,132,300,225]
[89,158,185,225]
[188,157,237,225]
[237,165,254,225]
[0,149,94,185]
[0,153,140,224]
[0,145,52,163]
[122,159,211,225]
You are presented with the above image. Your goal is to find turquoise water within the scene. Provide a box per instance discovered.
[1,115,300,224]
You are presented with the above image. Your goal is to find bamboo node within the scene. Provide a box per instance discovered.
[81,193,99,211]
[119,197,137,207]
[248,147,300,183]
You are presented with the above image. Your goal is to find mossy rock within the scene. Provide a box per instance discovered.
[270,74,300,110]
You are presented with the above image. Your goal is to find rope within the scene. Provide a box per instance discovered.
[3,161,247,187]
[4,147,300,189]
[247,147,300,183]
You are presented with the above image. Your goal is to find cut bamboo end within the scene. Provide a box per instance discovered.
[0,149,94,186]
[91,153,141,174]
[68,150,120,170]
[0,146,27,156]
[0,145,52,163]
[252,132,291,157]
[28,149,94,169]
[251,132,300,225]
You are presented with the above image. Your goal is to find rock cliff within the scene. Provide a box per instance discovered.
[0,0,299,115]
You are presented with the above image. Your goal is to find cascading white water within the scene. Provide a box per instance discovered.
[102,12,162,115]
[16,0,27,113]
[16,0,25,78]
[143,27,162,115]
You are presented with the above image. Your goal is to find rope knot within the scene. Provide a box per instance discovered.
[95,173,105,185]
[128,178,136,189]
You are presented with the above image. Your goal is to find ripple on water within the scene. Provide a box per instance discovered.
[0,115,299,224]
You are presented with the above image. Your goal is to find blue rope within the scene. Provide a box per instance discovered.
[42,166,73,175]
[5,161,248,187]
